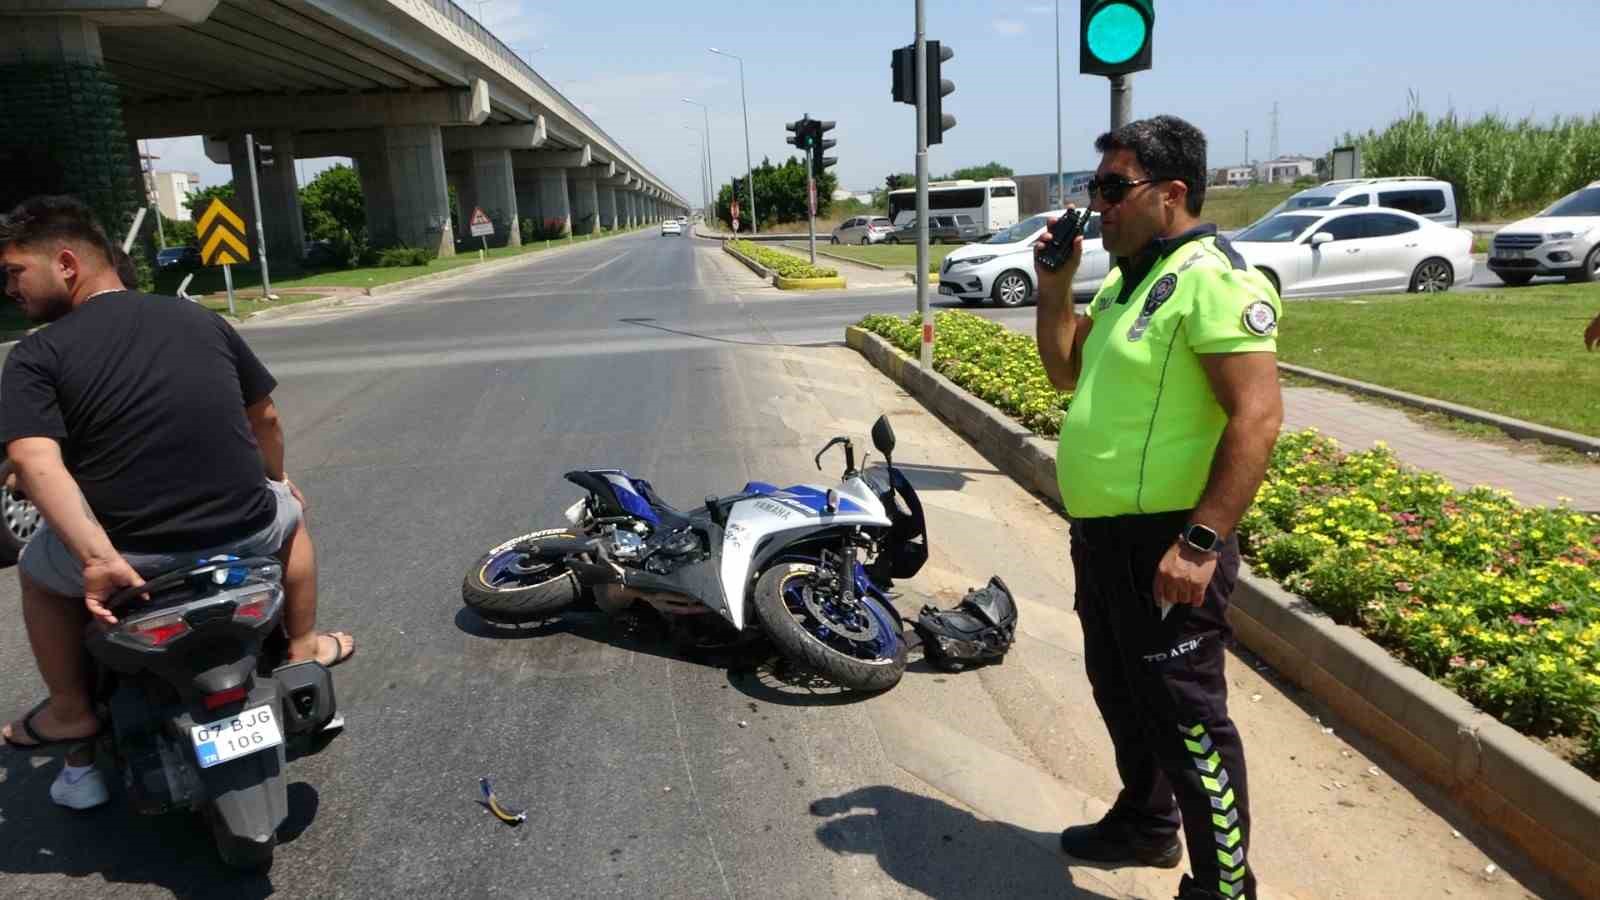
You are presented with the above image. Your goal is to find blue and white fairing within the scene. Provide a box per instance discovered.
[718,476,891,630]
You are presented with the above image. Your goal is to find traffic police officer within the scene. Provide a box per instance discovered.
[1035,115,1284,900]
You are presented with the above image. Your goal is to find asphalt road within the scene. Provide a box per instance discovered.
[0,232,1572,900]
[0,233,1115,900]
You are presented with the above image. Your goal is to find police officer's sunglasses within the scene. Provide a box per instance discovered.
[1085,175,1175,204]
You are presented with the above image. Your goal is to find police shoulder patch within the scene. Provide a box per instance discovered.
[1150,273,1178,303]
[1242,300,1277,336]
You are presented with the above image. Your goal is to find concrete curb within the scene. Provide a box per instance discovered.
[234,293,355,323]
[1279,362,1600,456]
[721,241,773,280]
[774,273,848,291]
[903,272,940,285]
[846,324,1600,900]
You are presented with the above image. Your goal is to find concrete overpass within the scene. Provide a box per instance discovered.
[0,0,688,260]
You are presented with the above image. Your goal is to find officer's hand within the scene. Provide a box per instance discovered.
[1154,540,1216,609]
[1585,311,1600,351]
[1032,215,1083,307]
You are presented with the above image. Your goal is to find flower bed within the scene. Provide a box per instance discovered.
[857,311,1071,436]
[857,309,1600,771]
[726,239,838,280]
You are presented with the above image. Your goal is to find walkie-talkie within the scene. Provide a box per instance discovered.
[1034,208,1090,272]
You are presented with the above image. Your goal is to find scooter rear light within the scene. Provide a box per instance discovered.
[232,576,281,621]
[203,686,249,711]
[124,611,191,647]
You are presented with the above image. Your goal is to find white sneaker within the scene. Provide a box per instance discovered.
[49,766,110,810]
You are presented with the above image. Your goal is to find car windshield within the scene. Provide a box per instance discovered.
[1542,187,1600,217]
[987,215,1048,244]
[158,248,185,259]
[870,218,892,228]
[1235,213,1322,243]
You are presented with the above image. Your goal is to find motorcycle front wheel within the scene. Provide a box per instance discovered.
[753,562,906,692]
[462,528,585,623]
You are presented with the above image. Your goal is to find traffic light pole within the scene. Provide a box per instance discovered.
[806,146,817,265]
[1110,74,1132,130]
[243,132,273,300]
[914,0,931,369]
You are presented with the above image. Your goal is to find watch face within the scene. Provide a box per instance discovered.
[1185,525,1219,551]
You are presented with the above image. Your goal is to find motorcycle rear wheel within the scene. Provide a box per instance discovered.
[462,529,585,623]
[753,562,906,692]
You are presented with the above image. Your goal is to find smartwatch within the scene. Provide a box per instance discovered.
[1180,523,1221,555]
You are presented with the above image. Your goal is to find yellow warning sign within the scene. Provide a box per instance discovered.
[197,198,250,266]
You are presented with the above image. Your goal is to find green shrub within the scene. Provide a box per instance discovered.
[376,246,432,267]
[727,240,838,279]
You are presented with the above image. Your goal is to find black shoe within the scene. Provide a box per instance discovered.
[1059,817,1182,869]
[1174,874,1228,899]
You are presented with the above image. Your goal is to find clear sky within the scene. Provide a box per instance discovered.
[147,0,1597,205]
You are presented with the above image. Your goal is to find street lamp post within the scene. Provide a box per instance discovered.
[1055,0,1063,208]
[709,47,758,234]
[682,125,710,219]
[681,97,714,218]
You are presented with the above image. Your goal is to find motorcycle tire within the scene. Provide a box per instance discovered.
[462,528,585,623]
[752,562,906,692]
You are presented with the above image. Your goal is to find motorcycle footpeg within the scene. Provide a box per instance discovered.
[272,659,338,735]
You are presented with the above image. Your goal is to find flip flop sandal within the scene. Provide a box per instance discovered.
[3,699,103,753]
[318,632,355,668]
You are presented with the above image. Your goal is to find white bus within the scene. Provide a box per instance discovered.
[887,178,1019,236]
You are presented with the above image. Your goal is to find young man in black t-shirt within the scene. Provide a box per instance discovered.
[0,196,354,809]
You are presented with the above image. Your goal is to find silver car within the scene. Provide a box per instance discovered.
[831,216,895,245]
[937,211,1109,307]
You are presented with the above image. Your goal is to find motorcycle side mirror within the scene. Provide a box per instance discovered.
[871,415,896,460]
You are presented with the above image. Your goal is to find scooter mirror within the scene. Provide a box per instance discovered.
[871,415,896,457]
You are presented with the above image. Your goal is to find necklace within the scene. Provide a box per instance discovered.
[82,287,124,303]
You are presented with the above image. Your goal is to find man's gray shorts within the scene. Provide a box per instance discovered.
[19,480,302,598]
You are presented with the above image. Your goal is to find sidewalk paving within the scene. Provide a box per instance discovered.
[1281,384,1600,512]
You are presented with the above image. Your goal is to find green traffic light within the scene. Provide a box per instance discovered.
[1086,2,1147,65]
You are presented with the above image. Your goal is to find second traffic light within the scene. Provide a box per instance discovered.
[891,42,956,145]
[925,40,955,145]
[810,119,836,177]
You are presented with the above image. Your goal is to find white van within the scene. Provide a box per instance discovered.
[1256,177,1459,228]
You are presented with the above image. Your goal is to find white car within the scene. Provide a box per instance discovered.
[1231,207,1473,298]
[937,210,1108,307]
[661,220,682,236]
[1488,181,1600,285]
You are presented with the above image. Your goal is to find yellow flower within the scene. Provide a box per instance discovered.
[1536,660,1557,674]
[1530,530,1544,540]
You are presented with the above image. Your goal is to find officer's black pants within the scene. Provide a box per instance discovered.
[1070,510,1255,900]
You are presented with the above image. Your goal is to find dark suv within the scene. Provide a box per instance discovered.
[156,245,202,270]
[886,214,980,245]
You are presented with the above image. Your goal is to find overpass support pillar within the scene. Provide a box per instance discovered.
[0,16,144,259]
[597,183,617,231]
[525,168,570,237]
[355,125,454,257]
[228,130,304,267]
[568,172,599,236]
[455,148,520,247]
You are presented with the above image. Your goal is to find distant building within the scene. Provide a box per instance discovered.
[1015,170,1095,215]
[1212,166,1254,187]
[1257,157,1315,184]
[147,170,200,221]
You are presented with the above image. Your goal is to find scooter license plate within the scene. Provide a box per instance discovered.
[191,704,284,769]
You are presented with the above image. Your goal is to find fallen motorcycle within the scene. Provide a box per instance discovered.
[462,415,928,691]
